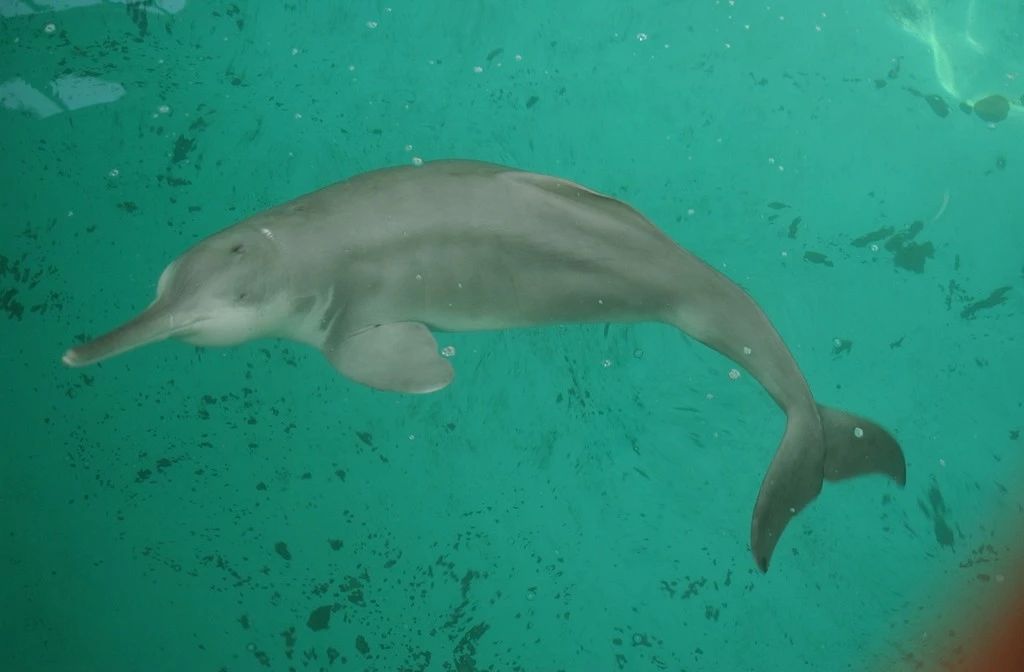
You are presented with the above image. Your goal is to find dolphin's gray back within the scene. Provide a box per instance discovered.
[252,160,694,333]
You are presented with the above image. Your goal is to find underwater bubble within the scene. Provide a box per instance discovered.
[742,346,752,355]
[728,368,741,380]
[44,23,56,33]
[854,426,864,438]
[441,345,455,358]
[601,359,612,368]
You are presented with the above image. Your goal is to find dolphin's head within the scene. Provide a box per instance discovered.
[62,226,291,367]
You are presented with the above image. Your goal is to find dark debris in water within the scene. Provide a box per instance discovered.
[803,251,833,267]
[905,87,950,118]
[960,286,1012,320]
[918,483,957,549]
[851,226,895,248]
[831,338,853,357]
[306,605,333,631]
[852,221,934,273]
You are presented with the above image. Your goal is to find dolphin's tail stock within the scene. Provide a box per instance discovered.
[750,404,906,571]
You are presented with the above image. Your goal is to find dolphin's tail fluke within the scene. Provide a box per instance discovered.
[750,404,905,572]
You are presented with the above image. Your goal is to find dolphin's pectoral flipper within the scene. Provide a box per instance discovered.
[323,321,454,394]
[750,405,905,571]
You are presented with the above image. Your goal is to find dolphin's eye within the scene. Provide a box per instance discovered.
[231,243,245,254]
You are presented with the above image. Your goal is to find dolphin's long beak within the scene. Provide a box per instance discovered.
[62,300,190,367]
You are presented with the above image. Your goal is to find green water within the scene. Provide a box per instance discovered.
[2,1,1022,670]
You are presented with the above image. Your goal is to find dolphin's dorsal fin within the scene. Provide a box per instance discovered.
[323,321,453,393]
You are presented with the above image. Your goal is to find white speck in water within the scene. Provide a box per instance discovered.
[853,426,864,438]
[294,112,302,119]
[44,23,56,33]
[67,210,74,217]
[601,359,612,368]
[404,144,413,151]
[108,168,119,178]
[158,104,170,114]
[781,250,788,257]
[633,633,643,644]
[789,507,796,513]
[366,20,378,29]
[636,32,648,42]
[260,227,274,240]
[706,392,715,400]
[728,368,741,380]
[687,208,696,216]
[412,156,423,166]
[473,65,484,73]
[348,64,356,71]
[833,338,842,347]
[246,643,256,652]
[526,590,535,600]
[515,54,523,61]
[743,346,752,355]
[457,282,463,289]
[597,299,604,305]
[633,349,644,359]
[441,345,456,358]
[938,458,946,467]
[291,47,299,56]
[870,243,879,252]
[408,434,415,441]
[415,273,423,281]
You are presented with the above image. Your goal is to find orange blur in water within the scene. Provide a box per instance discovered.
[929,564,1024,672]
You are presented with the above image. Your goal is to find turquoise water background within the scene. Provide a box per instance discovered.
[2,1,1022,670]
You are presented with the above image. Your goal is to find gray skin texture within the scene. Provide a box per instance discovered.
[63,160,906,571]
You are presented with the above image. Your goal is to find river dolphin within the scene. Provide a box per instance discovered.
[62,160,906,571]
